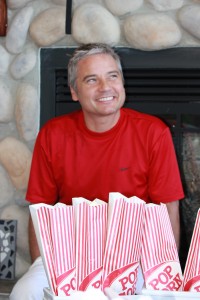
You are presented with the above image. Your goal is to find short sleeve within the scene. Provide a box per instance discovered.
[148,127,184,203]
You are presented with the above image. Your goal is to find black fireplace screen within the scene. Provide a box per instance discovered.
[40,47,200,269]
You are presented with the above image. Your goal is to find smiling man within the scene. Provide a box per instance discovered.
[69,51,126,131]
[10,43,184,300]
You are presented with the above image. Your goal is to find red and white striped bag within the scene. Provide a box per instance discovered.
[183,208,200,292]
[102,192,145,296]
[30,203,76,296]
[140,203,183,291]
[72,197,108,291]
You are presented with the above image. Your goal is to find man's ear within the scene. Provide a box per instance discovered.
[70,86,79,102]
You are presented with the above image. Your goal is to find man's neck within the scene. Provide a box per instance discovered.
[83,111,121,133]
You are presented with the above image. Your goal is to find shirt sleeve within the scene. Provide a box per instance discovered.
[148,127,184,204]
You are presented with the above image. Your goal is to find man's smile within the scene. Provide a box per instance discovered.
[97,96,115,102]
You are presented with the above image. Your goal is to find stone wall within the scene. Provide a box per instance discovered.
[0,0,200,279]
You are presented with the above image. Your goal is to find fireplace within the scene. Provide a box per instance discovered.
[40,47,200,269]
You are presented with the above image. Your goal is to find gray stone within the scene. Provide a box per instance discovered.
[72,3,120,45]
[105,0,143,16]
[0,80,14,122]
[0,46,10,75]
[5,6,34,54]
[10,47,37,80]
[29,7,66,47]
[15,83,39,142]
[178,5,200,40]
[0,137,32,190]
[148,0,183,11]
[124,14,181,50]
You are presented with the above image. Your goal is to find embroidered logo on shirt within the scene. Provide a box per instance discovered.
[120,167,130,171]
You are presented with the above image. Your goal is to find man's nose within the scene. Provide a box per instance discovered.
[98,79,110,90]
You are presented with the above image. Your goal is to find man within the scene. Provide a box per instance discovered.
[10,43,184,300]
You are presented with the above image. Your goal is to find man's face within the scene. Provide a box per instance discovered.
[70,53,126,124]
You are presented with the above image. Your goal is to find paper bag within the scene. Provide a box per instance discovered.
[49,203,76,296]
[183,208,200,292]
[72,197,108,291]
[140,203,183,291]
[30,203,76,296]
[30,204,57,295]
[102,192,145,296]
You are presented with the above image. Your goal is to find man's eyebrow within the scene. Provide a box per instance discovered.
[108,70,120,75]
[82,70,120,81]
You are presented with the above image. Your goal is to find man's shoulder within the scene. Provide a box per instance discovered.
[41,110,82,131]
[122,108,167,128]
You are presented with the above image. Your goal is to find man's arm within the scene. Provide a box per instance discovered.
[165,200,180,250]
[28,215,40,262]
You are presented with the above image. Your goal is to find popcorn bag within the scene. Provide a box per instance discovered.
[102,193,145,296]
[140,203,183,292]
[183,208,200,292]
[30,203,76,297]
[72,197,108,291]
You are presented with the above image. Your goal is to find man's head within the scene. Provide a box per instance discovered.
[68,43,126,131]
[68,43,124,92]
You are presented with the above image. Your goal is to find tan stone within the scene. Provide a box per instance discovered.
[124,14,181,50]
[0,137,32,190]
[105,0,143,16]
[29,7,66,47]
[72,3,120,45]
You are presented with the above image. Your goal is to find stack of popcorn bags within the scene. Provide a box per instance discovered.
[30,194,200,298]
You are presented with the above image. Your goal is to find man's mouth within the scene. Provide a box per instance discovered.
[97,96,114,102]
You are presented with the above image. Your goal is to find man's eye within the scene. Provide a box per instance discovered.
[110,73,118,79]
[87,78,96,83]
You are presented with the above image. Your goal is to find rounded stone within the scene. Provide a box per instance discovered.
[29,7,66,47]
[0,80,14,122]
[7,0,34,9]
[178,5,200,40]
[105,0,143,16]
[72,3,120,45]
[124,14,181,50]
[15,83,39,142]
[0,45,10,75]
[148,0,183,11]
[0,137,32,190]
[10,47,37,80]
[5,6,34,54]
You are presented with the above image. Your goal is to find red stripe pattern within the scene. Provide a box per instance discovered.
[183,209,200,291]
